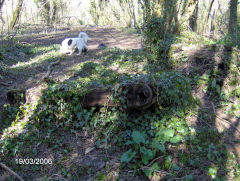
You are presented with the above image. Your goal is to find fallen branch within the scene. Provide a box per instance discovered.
[190,111,217,130]
[215,115,240,134]
[41,60,61,82]
[0,82,11,86]
[0,162,25,181]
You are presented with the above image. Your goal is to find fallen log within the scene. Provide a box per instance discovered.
[6,89,26,106]
[79,83,156,110]
[80,87,118,107]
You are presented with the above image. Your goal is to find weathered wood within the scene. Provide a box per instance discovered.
[5,84,156,110]
[79,83,156,110]
[80,88,119,107]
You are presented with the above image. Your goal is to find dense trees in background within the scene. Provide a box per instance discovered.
[1,0,238,58]
[0,0,239,40]
[34,0,59,26]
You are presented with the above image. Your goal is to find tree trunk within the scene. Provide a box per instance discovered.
[42,0,50,25]
[207,0,215,24]
[189,1,198,31]
[0,0,5,24]
[163,0,179,34]
[178,0,198,32]
[229,0,238,34]
[51,0,57,24]
[143,0,151,24]
[9,0,23,30]
[0,0,5,12]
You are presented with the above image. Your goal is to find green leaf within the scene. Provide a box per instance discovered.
[120,149,136,163]
[151,163,160,171]
[208,166,217,179]
[77,112,82,120]
[132,131,146,145]
[144,162,160,177]
[140,147,156,165]
[151,140,165,152]
[143,169,152,177]
[172,163,180,171]
[164,156,172,170]
[169,135,182,144]
[211,79,216,88]
[157,129,175,138]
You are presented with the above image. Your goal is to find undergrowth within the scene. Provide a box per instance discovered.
[0,30,240,180]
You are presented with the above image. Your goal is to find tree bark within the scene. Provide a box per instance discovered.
[78,83,155,110]
[179,0,198,32]
[9,0,23,30]
[0,0,5,12]
[51,0,57,24]
[42,0,50,25]
[229,0,238,34]
[0,0,5,24]
[189,0,198,31]
[207,0,215,24]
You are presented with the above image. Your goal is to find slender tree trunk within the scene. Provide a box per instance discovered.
[229,0,238,34]
[207,0,215,23]
[9,0,23,30]
[0,0,5,12]
[42,0,50,25]
[163,0,179,33]
[51,0,57,24]
[0,0,5,24]
[189,1,198,31]
[143,0,151,23]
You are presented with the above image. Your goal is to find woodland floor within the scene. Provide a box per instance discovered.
[0,26,141,116]
[0,26,145,180]
[0,26,239,180]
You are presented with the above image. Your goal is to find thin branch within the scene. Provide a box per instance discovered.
[0,162,25,181]
[216,0,228,27]
[41,60,60,82]
[0,81,11,86]
[215,115,240,134]
[202,1,226,34]
[189,111,216,129]
[146,156,164,167]
[140,167,173,176]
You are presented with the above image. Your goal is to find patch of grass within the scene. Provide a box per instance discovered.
[178,31,217,45]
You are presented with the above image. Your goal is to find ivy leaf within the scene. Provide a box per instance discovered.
[157,129,175,138]
[211,79,216,88]
[144,163,160,177]
[132,131,146,145]
[172,163,180,171]
[144,169,152,177]
[151,163,160,171]
[208,166,217,179]
[77,112,82,121]
[164,156,172,170]
[169,135,182,144]
[120,149,136,163]
[140,147,156,165]
[156,128,175,143]
[151,140,165,153]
